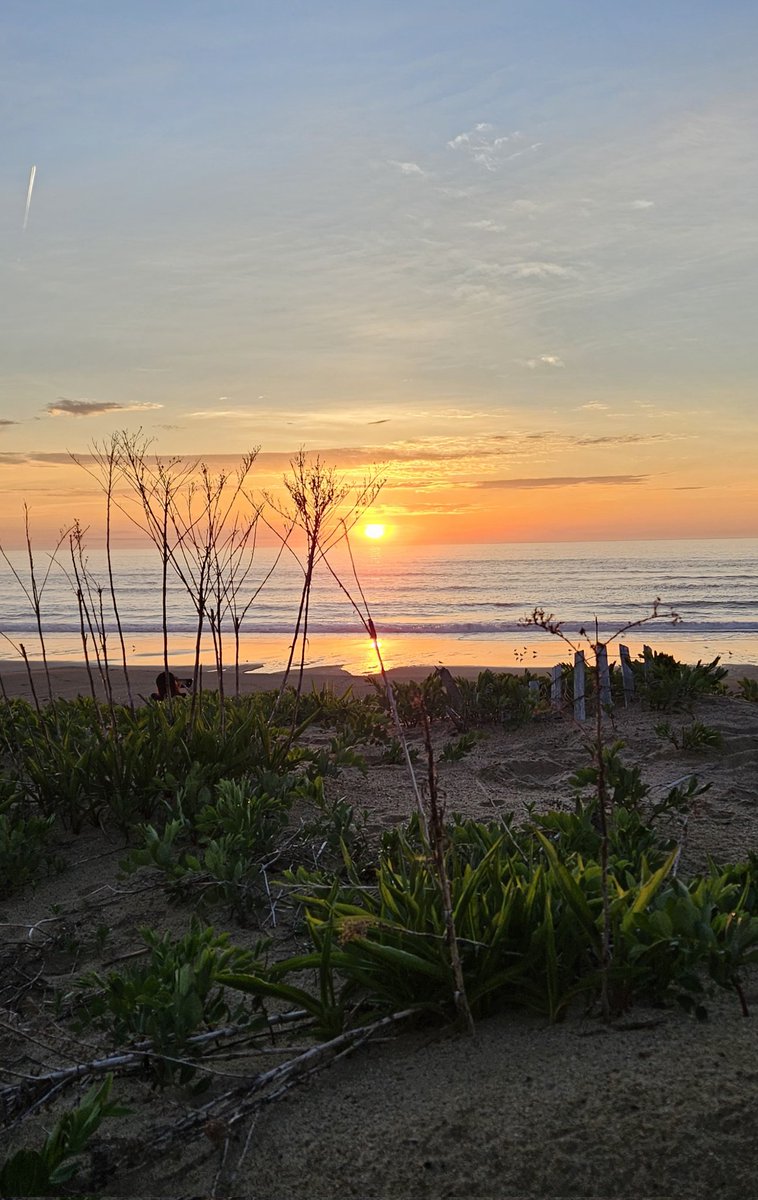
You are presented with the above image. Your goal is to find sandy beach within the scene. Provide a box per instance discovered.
[2,656,758,706]
[2,658,758,1197]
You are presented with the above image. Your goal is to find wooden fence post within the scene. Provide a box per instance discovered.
[573,651,586,722]
[550,664,562,709]
[619,644,634,706]
[596,644,612,709]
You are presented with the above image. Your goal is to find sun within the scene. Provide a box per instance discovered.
[364,523,385,539]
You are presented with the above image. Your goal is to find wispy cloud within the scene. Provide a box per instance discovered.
[471,475,649,489]
[518,354,565,369]
[576,434,669,446]
[0,453,32,465]
[387,159,425,176]
[506,262,572,281]
[629,199,655,209]
[465,219,506,233]
[185,405,488,428]
[0,419,17,427]
[47,399,163,417]
[447,124,541,171]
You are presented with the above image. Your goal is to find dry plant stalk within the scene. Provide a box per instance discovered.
[420,709,475,1036]
[266,452,384,717]
[71,436,135,711]
[117,433,197,715]
[0,513,72,714]
[316,525,474,1034]
[524,600,680,1020]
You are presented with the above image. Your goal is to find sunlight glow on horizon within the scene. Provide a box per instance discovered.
[364,524,386,540]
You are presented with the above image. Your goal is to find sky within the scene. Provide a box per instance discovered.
[1,0,757,546]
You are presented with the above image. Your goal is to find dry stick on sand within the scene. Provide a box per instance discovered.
[0,1015,313,1128]
[114,1009,416,1179]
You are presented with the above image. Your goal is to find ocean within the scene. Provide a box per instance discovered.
[1,538,756,674]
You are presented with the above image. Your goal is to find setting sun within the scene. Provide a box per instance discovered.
[364,524,386,539]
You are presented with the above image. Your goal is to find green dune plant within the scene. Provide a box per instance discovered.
[78,923,261,1085]
[655,720,723,752]
[439,731,480,761]
[222,801,758,1027]
[0,1075,123,1197]
[455,668,543,726]
[736,676,758,702]
[634,649,728,711]
[124,773,307,917]
[0,691,322,832]
[0,774,57,898]
[369,673,448,727]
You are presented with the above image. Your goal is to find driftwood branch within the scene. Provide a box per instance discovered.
[0,1012,311,1128]
[114,1008,416,1176]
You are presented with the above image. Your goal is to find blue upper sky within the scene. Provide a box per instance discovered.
[1,1,757,541]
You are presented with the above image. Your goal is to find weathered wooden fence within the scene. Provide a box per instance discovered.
[550,644,636,721]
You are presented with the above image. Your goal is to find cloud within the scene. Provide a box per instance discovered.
[185,405,486,429]
[471,475,649,489]
[578,402,609,411]
[387,504,482,517]
[387,160,424,176]
[448,123,493,148]
[465,219,506,233]
[0,419,17,427]
[629,199,655,209]
[447,125,541,171]
[0,452,78,466]
[510,199,548,215]
[474,260,572,283]
[507,262,571,280]
[575,434,668,446]
[518,355,565,369]
[186,408,246,420]
[47,398,163,417]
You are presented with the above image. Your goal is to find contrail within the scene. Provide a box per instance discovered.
[22,165,37,231]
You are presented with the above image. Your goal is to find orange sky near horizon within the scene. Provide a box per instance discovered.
[0,440,755,551]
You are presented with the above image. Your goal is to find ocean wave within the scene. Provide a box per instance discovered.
[3,618,758,637]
